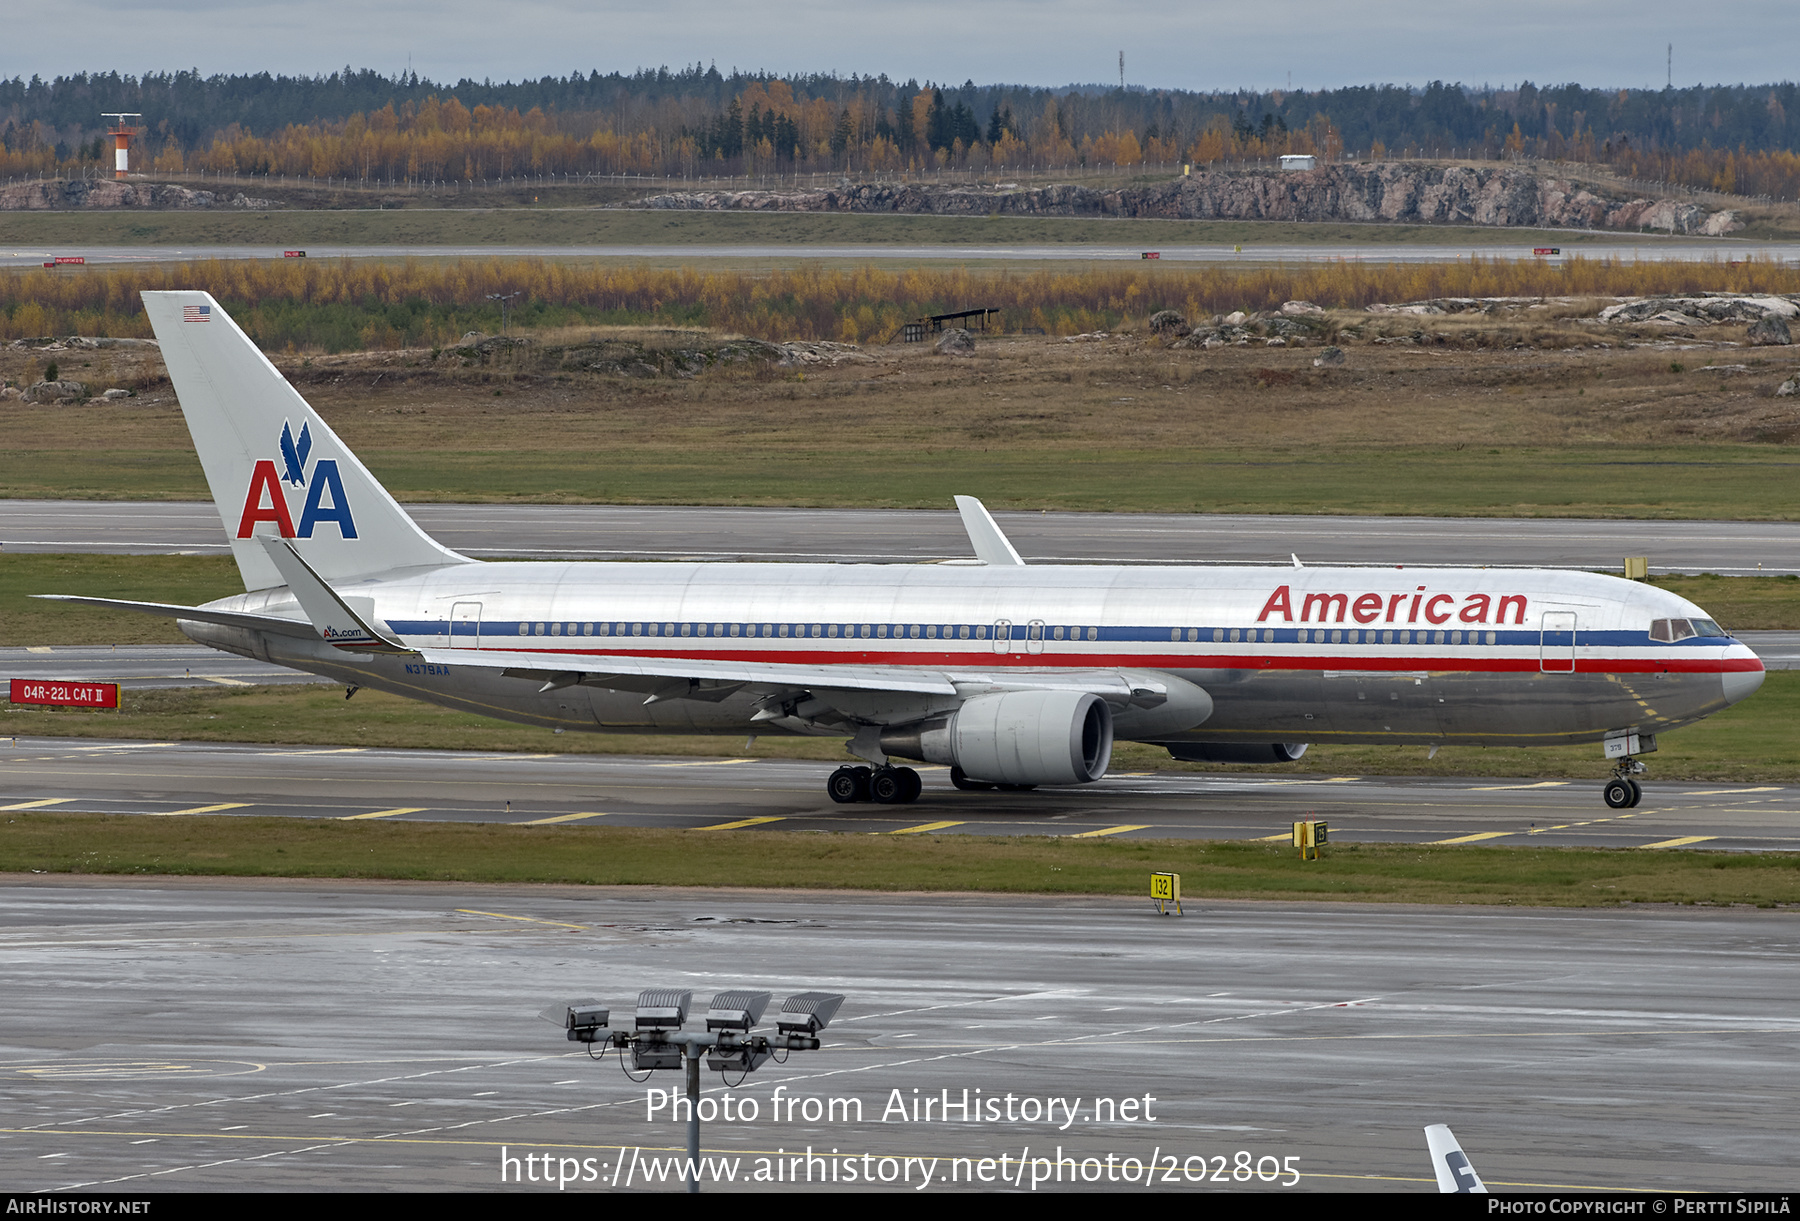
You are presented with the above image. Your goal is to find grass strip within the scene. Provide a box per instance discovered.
[10,445,1800,522]
[2,814,1794,907]
[0,208,1679,250]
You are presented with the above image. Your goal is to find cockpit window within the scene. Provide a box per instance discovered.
[1650,617,1728,641]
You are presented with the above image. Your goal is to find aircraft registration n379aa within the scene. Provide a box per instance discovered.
[45,292,1765,807]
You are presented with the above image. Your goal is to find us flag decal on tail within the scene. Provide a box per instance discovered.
[182,304,211,322]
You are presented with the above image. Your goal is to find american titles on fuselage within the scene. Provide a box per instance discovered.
[1257,583,1526,627]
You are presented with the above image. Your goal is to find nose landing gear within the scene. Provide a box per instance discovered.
[1602,758,1646,809]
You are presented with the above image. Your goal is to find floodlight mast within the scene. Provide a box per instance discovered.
[545,988,844,1194]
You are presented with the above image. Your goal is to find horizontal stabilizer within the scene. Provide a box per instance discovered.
[35,594,316,640]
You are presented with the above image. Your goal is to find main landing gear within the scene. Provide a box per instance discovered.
[827,764,922,804]
[1602,757,1647,809]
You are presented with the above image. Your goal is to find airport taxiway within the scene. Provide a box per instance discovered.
[2,876,1796,1193]
[6,500,1799,574]
[0,737,1792,850]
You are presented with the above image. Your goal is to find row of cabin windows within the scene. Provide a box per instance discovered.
[1184,627,1501,646]
[517,621,1106,641]
[513,621,1499,646]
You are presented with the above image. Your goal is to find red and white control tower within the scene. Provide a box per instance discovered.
[101,113,141,179]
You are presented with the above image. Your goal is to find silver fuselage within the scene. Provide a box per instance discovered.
[182,560,1765,749]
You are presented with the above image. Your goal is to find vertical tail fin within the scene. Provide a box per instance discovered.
[142,291,467,590]
[1424,1124,1487,1193]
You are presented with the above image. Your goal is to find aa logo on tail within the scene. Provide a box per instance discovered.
[236,420,358,540]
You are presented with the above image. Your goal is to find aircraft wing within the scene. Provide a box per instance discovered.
[412,646,960,697]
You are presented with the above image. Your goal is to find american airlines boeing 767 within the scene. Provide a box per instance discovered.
[45,292,1766,807]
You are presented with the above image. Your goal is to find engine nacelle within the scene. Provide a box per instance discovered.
[880,690,1114,786]
[1161,742,1309,764]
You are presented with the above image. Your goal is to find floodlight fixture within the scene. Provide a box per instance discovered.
[546,985,848,1194]
[776,991,845,1037]
[538,998,613,1042]
[635,988,691,1030]
[704,990,771,1033]
[632,1042,684,1071]
[705,1044,772,1074]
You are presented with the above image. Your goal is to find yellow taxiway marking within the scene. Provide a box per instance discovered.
[1680,787,1782,796]
[1070,824,1152,838]
[522,812,607,825]
[72,742,174,750]
[201,676,252,686]
[154,803,250,817]
[694,816,785,830]
[1254,777,1362,786]
[1254,832,1293,842]
[1639,836,1717,849]
[1431,831,1515,844]
[24,646,52,654]
[0,798,73,811]
[338,807,427,821]
[257,748,368,756]
[1469,781,1569,791]
[652,758,756,768]
[889,821,965,835]
[455,909,589,930]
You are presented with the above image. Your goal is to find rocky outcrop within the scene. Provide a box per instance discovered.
[640,164,1743,235]
[1598,295,1800,325]
[22,379,88,402]
[8,335,160,350]
[0,179,273,211]
[935,328,976,355]
[1148,310,1189,336]
[1748,315,1794,345]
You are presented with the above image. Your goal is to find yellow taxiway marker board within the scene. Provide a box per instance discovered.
[1070,824,1152,838]
[338,807,428,821]
[694,816,786,831]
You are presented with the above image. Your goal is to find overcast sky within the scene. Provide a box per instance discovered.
[5,0,1795,93]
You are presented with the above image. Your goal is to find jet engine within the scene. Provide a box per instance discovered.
[879,690,1114,786]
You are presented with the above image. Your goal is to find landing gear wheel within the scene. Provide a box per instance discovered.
[950,766,992,792]
[897,767,922,803]
[1626,778,1643,808]
[1603,779,1634,809]
[870,767,909,804]
[827,765,872,804]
